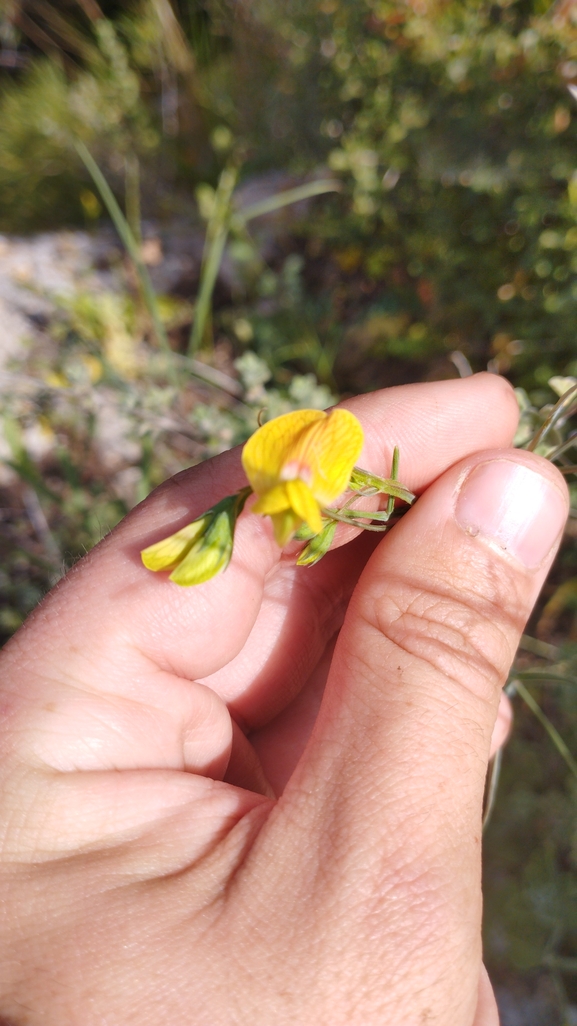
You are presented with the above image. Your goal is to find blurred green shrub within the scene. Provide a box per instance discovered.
[289,0,577,391]
[0,0,321,227]
[0,8,159,228]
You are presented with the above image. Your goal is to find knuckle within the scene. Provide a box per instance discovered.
[364,567,526,702]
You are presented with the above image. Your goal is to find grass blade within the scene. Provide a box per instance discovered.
[513,670,577,687]
[75,141,178,389]
[527,382,577,453]
[513,679,577,782]
[483,746,503,832]
[237,179,340,223]
[188,176,341,356]
[188,165,237,355]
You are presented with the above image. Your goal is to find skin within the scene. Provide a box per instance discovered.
[0,373,567,1025]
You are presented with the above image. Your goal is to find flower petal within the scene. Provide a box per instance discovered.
[297,408,364,505]
[141,520,206,571]
[285,479,323,535]
[241,407,364,550]
[242,409,326,496]
[251,483,291,516]
[270,509,302,547]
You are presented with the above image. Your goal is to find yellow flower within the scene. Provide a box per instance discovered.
[241,407,364,546]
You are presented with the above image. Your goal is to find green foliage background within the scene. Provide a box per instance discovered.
[3,0,577,1018]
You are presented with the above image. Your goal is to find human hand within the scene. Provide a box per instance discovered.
[0,374,567,1025]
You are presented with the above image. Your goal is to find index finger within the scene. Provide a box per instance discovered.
[3,375,518,691]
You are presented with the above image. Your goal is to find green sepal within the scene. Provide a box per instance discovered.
[296,519,337,567]
[294,522,319,542]
[348,466,415,506]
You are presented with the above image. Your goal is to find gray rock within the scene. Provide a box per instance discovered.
[0,230,117,369]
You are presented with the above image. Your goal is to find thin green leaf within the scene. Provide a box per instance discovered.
[512,679,577,782]
[519,634,560,661]
[513,670,577,687]
[386,445,400,516]
[237,179,341,223]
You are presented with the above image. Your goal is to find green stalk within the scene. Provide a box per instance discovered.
[125,151,142,245]
[326,506,394,522]
[75,141,178,389]
[188,166,238,355]
[322,507,396,531]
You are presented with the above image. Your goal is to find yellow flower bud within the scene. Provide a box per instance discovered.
[141,489,250,586]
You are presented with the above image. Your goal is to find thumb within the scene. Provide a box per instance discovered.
[247,449,568,1024]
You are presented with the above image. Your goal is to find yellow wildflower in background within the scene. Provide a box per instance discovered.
[242,407,364,546]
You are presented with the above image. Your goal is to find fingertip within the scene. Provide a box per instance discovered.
[455,450,568,572]
[471,370,519,428]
